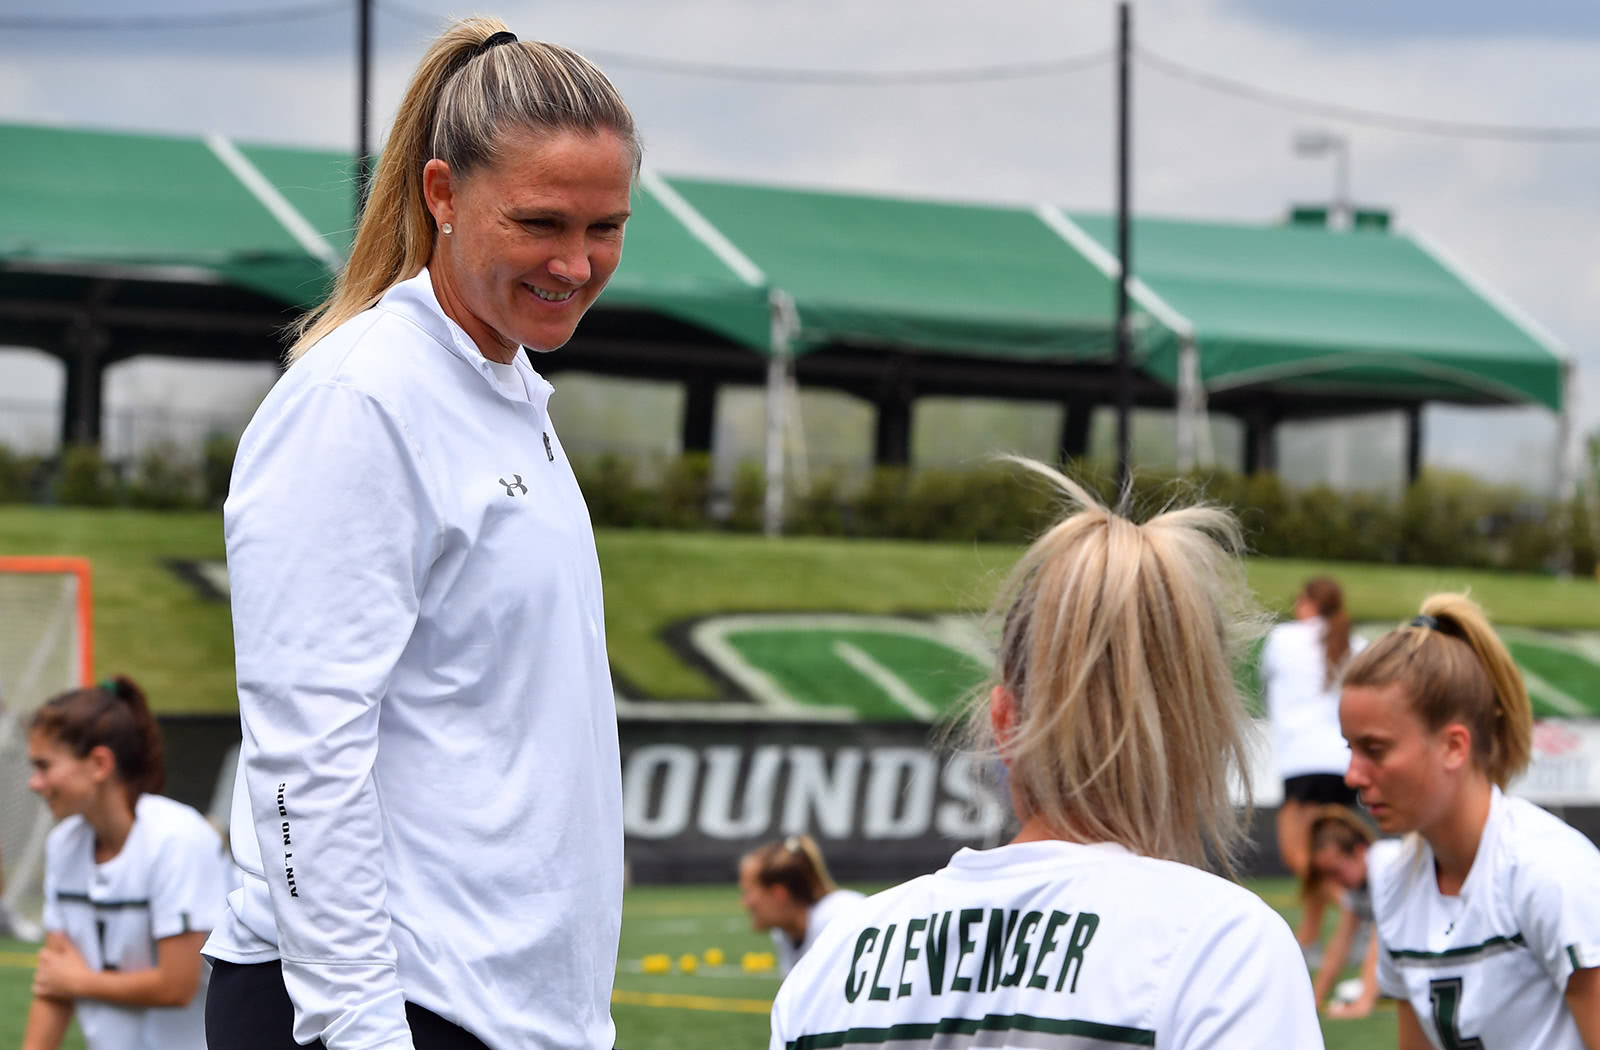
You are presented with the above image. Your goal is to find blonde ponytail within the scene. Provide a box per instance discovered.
[963,458,1262,875]
[287,17,639,362]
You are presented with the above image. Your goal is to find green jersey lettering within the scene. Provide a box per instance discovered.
[950,908,984,992]
[845,927,879,1003]
[868,923,899,1001]
[1055,911,1100,993]
[898,917,927,998]
[1002,910,1043,988]
[977,909,1013,992]
[1428,977,1485,1050]
[924,912,952,996]
[1028,910,1070,990]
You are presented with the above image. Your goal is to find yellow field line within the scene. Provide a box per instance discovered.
[611,987,773,1015]
[0,950,38,969]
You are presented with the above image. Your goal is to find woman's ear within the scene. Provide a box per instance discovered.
[422,158,457,230]
[990,685,1019,766]
[86,744,117,784]
[1439,722,1474,774]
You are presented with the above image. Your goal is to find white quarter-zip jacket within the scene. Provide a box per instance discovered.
[204,270,623,1050]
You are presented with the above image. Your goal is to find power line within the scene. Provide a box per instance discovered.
[1138,47,1600,143]
[0,1,345,31]
[382,0,1109,84]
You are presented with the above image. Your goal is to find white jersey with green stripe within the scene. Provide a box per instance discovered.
[42,793,232,1050]
[769,839,1322,1050]
[1369,787,1600,1050]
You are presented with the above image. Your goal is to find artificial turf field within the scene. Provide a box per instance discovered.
[0,879,1392,1050]
[3,507,1600,717]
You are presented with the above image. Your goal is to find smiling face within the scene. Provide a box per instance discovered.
[1341,681,1468,836]
[28,730,111,821]
[424,126,634,358]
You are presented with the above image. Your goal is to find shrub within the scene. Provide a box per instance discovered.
[55,444,117,507]
[128,442,203,510]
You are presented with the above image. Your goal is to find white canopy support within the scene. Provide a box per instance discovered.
[1176,334,1203,472]
[1554,358,1578,501]
[764,290,799,537]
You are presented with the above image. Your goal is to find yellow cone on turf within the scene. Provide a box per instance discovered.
[677,953,699,974]
[641,953,671,975]
[741,950,776,973]
[703,947,725,967]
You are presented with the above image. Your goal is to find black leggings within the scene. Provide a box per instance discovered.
[205,959,491,1050]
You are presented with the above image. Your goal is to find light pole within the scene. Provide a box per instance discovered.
[1294,130,1354,487]
[1293,129,1350,230]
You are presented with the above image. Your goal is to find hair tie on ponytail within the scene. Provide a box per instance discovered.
[1410,615,1439,631]
[474,30,518,56]
[783,835,801,853]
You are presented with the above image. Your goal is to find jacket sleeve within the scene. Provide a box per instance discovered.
[226,379,441,1050]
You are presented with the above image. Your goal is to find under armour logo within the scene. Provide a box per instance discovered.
[543,432,555,462]
[499,474,527,497]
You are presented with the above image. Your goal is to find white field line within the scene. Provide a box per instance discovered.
[830,640,939,721]
[1519,668,1589,717]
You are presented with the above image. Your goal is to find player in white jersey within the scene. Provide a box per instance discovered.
[770,461,1323,1050]
[21,676,230,1050]
[740,835,867,976]
[1341,595,1600,1049]
[1261,576,1366,947]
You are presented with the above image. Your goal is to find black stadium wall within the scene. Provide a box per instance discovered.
[155,715,1600,883]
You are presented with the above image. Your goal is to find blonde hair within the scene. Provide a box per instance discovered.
[744,834,838,906]
[1343,593,1532,789]
[964,460,1260,874]
[288,17,640,361]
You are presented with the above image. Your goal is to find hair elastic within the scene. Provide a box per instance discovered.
[98,678,121,695]
[1410,614,1439,631]
[474,30,518,56]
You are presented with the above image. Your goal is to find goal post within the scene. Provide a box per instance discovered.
[0,556,93,926]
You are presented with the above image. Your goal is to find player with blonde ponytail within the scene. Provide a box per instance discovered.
[1342,594,1600,1049]
[770,461,1322,1050]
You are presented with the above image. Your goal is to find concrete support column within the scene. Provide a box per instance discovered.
[1059,399,1093,462]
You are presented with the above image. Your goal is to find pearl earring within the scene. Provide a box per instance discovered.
[441,223,453,235]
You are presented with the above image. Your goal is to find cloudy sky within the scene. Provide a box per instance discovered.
[1,0,1596,486]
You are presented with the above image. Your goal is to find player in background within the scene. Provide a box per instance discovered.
[20,676,230,1050]
[1342,594,1600,1049]
[1303,805,1380,1019]
[1261,576,1367,947]
[739,834,866,977]
[769,461,1323,1050]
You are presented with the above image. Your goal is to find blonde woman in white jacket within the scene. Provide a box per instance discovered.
[203,17,638,1050]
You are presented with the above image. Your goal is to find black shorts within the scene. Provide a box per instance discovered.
[205,959,490,1050]
[1282,773,1358,807]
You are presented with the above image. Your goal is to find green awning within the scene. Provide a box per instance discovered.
[668,177,1176,362]
[0,121,1567,416]
[1067,213,1567,411]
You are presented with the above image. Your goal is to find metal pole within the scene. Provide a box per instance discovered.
[763,291,796,537]
[356,0,374,214]
[1114,1,1133,490]
[1334,140,1350,230]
